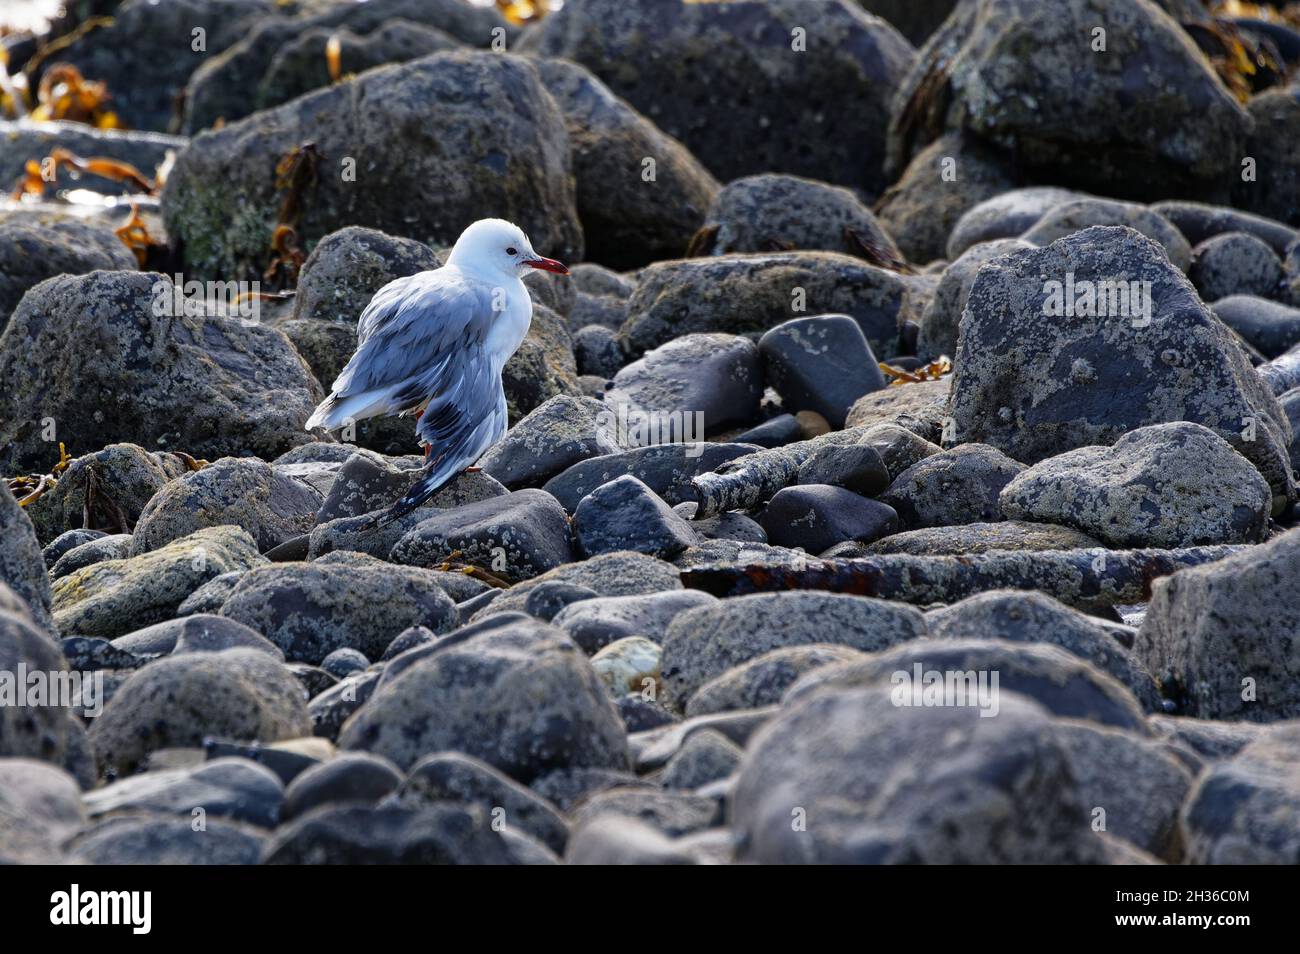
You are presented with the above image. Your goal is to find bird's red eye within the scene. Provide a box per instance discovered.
[506,246,518,255]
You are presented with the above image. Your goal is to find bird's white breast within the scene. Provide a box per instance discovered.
[484,276,533,368]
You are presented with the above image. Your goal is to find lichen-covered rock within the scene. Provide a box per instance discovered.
[573,475,699,559]
[881,444,1026,528]
[732,685,1108,863]
[84,757,285,827]
[1000,422,1272,548]
[520,0,915,195]
[862,520,1101,555]
[66,813,267,865]
[470,551,682,622]
[660,591,925,708]
[52,525,266,640]
[218,556,458,663]
[339,615,629,778]
[696,174,901,261]
[0,483,55,632]
[89,647,311,775]
[916,239,1032,360]
[131,457,322,554]
[534,58,717,270]
[875,134,1019,266]
[1020,199,1192,272]
[0,608,81,768]
[617,252,915,359]
[390,489,573,583]
[479,395,621,490]
[684,644,866,716]
[0,271,321,473]
[0,217,136,328]
[888,0,1251,197]
[543,442,760,513]
[945,187,1079,260]
[844,378,949,432]
[164,51,581,281]
[926,590,1161,712]
[292,226,442,325]
[948,227,1295,510]
[1137,526,1300,722]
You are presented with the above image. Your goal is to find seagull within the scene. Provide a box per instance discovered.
[304,218,568,525]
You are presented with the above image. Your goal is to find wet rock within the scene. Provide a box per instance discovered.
[534,58,718,270]
[881,444,1025,528]
[1181,726,1300,863]
[795,443,890,497]
[916,239,1033,360]
[163,51,581,281]
[1138,526,1300,721]
[948,227,1295,509]
[543,442,759,512]
[874,134,1017,265]
[888,0,1250,198]
[660,591,925,708]
[1210,296,1300,359]
[217,556,458,663]
[262,803,517,864]
[0,217,136,326]
[684,644,865,716]
[479,395,620,490]
[1021,198,1192,272]
[85,756,285,827]
[862,520,1101,555]
[759,485,900,552]
[945,187,1079,260]
[1189,232,1283,301]
[52,526,266,640]
[393,751,568,854]
[131,457,322,554]
[1000,422,1271,547]
[292,226,442,325]
[758,315,887,428]
[857,422,943,480]
[66,813,267,865]
[390,489,573,583]
[89,647,311,775]
[0,483,54,632]
[732,685,1108,863]
[926,590,1161,711]
[733,414,803,449]
[309,670,381,742]
[790,639,1149,732]
[697,174,901,261]
[617,253,914,359]
[607,334,763,435]
[0,271,321,473]
[573,475,700,559]
[520,0,915,195]
[281,752,403,821]
[551,590,716,655]
[338,615,629,778]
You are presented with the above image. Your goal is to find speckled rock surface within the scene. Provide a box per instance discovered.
[0,218,137,328]
[1000,423,1272,548]
[862,520,1101,555]
[881,443,1025,528]
[947,227,1295,509]
[1020,199,1192,272]
[916,239,1032,360]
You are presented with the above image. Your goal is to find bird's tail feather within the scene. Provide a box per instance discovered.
[370,454,454,529]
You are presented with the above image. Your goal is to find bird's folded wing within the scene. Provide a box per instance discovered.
[330,273,499,420]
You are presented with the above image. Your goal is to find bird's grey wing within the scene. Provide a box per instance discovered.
[354,275,418,345]
[329,274,496,414]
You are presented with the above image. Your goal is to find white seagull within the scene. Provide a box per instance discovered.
[304,218,569,524]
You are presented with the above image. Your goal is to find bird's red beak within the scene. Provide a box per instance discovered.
[525,256,569,275]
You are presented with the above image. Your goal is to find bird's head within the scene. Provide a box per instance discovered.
[446,218,569,282]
